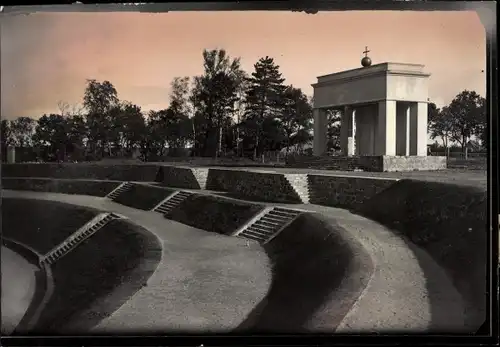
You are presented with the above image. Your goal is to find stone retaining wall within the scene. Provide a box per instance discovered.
[308,175,397,209]
[2,178,120,197]
[206,169,302,203]
[2,163,160,182]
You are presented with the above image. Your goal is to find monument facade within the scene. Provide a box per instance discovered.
[310,49,446,172]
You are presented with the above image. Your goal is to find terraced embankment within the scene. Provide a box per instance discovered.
[357,179,488,330]
[2,197,162,335]
[2,163,490,333]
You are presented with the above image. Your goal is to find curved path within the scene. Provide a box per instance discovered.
[1,246,38,335]
[2,190,468,333]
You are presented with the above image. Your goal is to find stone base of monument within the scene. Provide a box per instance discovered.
[287,155,447,172]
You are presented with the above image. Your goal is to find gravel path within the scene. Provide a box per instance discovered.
[1,246,38,335]
[3,190,468,333]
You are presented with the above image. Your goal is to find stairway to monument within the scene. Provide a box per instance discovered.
[40,212,123,266]
[284,174,310,203]
[151,191,193,215]
[234,207,302,244]
[106,182,134,200]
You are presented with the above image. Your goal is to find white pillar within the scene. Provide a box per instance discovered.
[7,146,15,163]
[340,107,349,155]
[377,100,397,156]
[396,103,411,156]
[313,108,327,156]
[350,109,357,156]
[341,106,356,156]
[409,102,428,156]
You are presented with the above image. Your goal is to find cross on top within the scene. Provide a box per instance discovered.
[363,46,370,57]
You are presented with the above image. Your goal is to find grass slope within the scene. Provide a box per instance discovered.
[32,219,162,334]
[237,213,373,332]
[357,179,487,328]
[2,198,99,254]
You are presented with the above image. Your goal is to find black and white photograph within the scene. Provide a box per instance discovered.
[0,2,496,343]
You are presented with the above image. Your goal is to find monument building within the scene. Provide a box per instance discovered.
[310,48,446,172]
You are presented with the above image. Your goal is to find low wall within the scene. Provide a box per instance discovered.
[2,163,160,182]
[381,156,447,172]
[165,194,264,235]
[2,178,120,197]
[2,197,162,334]
[113,183,176,210]
[206,169,302,203]
[308,175,397,209]
[286,155,447,172]
[237,213,374,332]
[357,179,487,329]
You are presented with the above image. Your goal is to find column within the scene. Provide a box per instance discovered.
[341,106,356,156]
[376,100,397,156]
[396,102,411,156]
[7,146,15,164]
[409,102,428,156]
[313,108,327,156]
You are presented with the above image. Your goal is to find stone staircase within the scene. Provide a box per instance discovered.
[233,207,302,244]
[151,190,193,215]
[191,168,209,190]
[106,182,134,200]
[40,212,123,266]
[284,174,310,203]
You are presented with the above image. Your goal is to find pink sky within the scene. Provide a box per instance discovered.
[1,10,486,120]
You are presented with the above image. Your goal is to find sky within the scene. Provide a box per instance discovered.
[1,10,486,121]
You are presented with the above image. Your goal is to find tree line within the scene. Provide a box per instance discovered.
[1,49,313,162]
[0,48,486,162]
[428,90,486,158]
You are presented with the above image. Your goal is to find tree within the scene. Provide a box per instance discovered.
[165,77,193,154]
[428,102,453,156]
[33,114,69,161]
[190,49,243,157]
[9,117,36,147]
[108,102,146,157]
[446,90,485,159]
[1,120,12,161]
[326,109,342,152]
[242,56,286,158]
[279,85,312,155]
[83,79,119,159]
